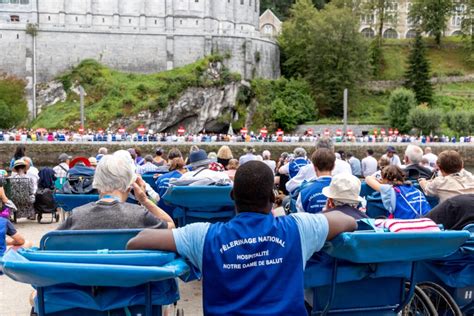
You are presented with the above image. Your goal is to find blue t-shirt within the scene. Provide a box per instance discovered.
[156,170,183,215]
[0,217,17,255]
[297,176,332,214]
[172,212,329,272]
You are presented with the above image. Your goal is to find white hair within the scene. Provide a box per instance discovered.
[262,150,271,160]
[405,145,423,164]
[98,147,108,155]
[93,151,137,193]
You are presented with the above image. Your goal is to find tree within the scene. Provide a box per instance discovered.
[446,110,472,136]
[280,2,369,116]
[279,0,319,78]
[369,36,384,77]
[404,31,433,105]
[388,88,417,133]
[0,75,29,128]
[459,0,474,63]
[409,0,453,46]
[408,106,443,135]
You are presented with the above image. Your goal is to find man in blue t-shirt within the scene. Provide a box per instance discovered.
[128,161,356,316]
[296,148,335,214]
[0,216,26,256]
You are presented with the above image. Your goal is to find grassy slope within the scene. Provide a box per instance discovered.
[315,37,474,124]
[33,56,239,129]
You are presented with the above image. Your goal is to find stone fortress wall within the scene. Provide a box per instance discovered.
[0,0,280,114]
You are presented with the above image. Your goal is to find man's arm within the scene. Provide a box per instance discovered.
[127,229,177,252]
[323,211,357,240]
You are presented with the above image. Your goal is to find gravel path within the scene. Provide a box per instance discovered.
[0,218,203,316]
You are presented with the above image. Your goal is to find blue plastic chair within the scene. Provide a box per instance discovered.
[162,186,235,226]
[414,228,474,314]
[305,230,470,315]
[54,194,100,212]
[7,229,188,316]
[366,193,390,218]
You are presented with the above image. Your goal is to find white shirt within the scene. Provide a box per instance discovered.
[382,154,402,167]
[262,160,276,174]
[286,159,352,193]
[361,156,378,177]
[53,162,70,179]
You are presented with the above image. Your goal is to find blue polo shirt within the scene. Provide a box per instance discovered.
[296,176,332,214]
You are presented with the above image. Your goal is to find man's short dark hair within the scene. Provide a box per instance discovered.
[437,150,463,174]
[312,148,336,172]
[233,161,274,213]
[367,149,374,156]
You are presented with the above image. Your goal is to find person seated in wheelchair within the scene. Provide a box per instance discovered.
[322,174,368,220]
[365,165,431,219]
[0,189,31,255]
[58,151,175,230]
[426,194,474,230]
[128,161,357,315]
[295,148,335,214]
[10,159,37,220]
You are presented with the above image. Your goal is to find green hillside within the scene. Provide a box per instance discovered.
[379,38,473,80]
[32,56,240,129]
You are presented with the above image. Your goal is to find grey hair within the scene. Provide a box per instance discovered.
[405,145,423,165]
[93,151,137,193]
[262,150,271,160]
[316,138,334,151]
[293,147,307,158]
[144,155,154,162]
[98,147,108,155]
[333,200,359,209]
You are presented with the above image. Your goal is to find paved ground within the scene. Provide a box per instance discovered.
[0,218,203,316]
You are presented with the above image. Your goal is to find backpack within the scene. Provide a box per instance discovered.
[59,165,97,195]
[34,188,57,214]
[393,185,431,219]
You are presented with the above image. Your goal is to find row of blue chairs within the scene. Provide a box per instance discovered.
[1,226,473,315]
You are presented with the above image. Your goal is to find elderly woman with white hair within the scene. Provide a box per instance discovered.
[57,151,175,230]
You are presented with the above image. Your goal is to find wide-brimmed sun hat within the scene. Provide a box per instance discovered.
[187,149,216,168]
[13,159,27,169]
[322,174,364,204]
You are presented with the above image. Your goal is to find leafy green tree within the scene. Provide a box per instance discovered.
[369,36,384,77]
[279,0,318,78]
[404,31,433,104]
[388,88,417,133]
[280,3,369,116]
[0,76,29,128]
[251,78,317,131]
[409,0,453,45]
[408,106,443,135]
[459,0,474,63]
[446,110,472,136]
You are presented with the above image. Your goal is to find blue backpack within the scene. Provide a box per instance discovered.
[393,185,431,219]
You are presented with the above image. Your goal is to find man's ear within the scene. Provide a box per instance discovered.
[230,189,235,201]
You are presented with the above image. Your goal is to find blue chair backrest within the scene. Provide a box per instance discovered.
[54,194,100,212]
[40,229,142,251]
[360,182,376,198]
[162,186,233,209]
[463,224,474,233]
[366,193,389,218]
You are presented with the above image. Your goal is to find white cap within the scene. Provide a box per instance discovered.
[322,174,364,204]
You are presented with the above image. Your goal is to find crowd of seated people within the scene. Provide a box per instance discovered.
[2,140,474,316]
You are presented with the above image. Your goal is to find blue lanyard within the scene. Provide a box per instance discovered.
[100,195,122,203]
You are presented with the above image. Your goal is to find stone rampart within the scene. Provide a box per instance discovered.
[1,142,473,169]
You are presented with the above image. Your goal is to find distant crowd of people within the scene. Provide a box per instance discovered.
[2,128,474,144]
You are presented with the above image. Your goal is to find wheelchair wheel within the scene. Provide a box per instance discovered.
[403,285,438,316]
[418,282,462,316]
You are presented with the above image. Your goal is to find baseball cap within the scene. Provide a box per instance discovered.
[386,146,396,153]
[58,153,72,162]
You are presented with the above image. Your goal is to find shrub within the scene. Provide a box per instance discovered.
[0,75,28,128]
[408,106,443,135]
[446,110,474,135]
[388,88,417,133]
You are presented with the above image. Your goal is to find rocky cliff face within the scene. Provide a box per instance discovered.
[111,82,243,134]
